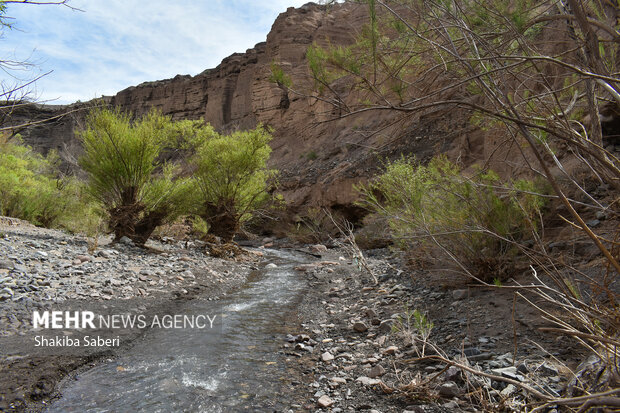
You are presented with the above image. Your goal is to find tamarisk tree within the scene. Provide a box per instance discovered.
[79,108,190,245]
[189,124,277,242]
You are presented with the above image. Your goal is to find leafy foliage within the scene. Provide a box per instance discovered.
[78,107,191,244]
[0,135,99,231]
[360,156,547,281]
[269,61,292,88]
[189,124,278,241]
[392,305,434,356]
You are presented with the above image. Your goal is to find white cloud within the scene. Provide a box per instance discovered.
[1,0,309,104]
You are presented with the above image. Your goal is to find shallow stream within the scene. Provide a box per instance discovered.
[46,249,308,412]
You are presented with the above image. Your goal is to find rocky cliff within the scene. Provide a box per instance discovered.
[7,2,468,219]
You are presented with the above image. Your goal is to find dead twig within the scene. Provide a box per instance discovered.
[530,388,620,412]
[403,354,552,400]
[325,209,378,284]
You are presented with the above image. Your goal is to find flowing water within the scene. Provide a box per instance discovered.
[46,249,308,412]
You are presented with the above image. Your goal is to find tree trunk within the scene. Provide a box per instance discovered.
[109,203,144,242]
[202,201,239,243]
[132,208,168,246]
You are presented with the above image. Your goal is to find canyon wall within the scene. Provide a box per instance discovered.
[8,2,471,218]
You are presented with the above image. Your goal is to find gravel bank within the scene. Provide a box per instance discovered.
[0,217,257,412]
[279,248,584,412]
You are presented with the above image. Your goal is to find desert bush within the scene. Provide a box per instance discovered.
[78,107,191,245]
[0,135,96,230]
[53,178,102,235]
[392,306,434,357]
[189,124,278,242]
[360,156,547,281]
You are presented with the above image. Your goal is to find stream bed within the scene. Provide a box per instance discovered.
[45,249,308,412]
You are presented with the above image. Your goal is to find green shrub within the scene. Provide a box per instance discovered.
[189,124,278,242]
[51,177,102,235]
[359,155,547,281]
[269,61,292,88]
[0,135,94,229]
[78,108,191,245]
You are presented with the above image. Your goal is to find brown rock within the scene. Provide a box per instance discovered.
[75,255,91,263]
[310,244,328,253]
[383,345,398,355]
[353,322,368,332]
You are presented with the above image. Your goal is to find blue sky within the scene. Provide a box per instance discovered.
[1,0,309,104]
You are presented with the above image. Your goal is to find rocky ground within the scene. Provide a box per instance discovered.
[278,248,587,413]
[0,216,606,412]
[0,217,258,412]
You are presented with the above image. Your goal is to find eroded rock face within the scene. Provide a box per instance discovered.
[6,2,464,216]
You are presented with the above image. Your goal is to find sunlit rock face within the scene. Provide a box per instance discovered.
[9,2,467,217]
